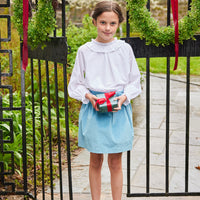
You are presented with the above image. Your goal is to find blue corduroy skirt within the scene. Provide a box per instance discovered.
[78,90,134,154]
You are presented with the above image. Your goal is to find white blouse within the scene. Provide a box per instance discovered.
[68,38,141,105]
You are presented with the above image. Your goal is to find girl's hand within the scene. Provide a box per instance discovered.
[85,93,99,111]
[114,95,127,111]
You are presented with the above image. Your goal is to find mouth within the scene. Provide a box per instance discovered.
[103,32,112,36]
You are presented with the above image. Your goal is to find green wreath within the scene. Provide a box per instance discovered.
[127,0,200,46]
[13,0,56,49]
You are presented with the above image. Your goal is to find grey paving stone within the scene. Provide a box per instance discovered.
[190,116,200,132]
[170,131,200,146]
[169,167,200,193]
[131,164,174,191]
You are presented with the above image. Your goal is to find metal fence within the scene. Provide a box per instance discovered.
[0,0,73,199]
[24,0,73,199]
[124,0,200,197]
[0,0,26,197]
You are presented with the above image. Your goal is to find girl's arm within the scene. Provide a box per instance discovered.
[85,93,99,111]
[114,95,127,111]
[68,49,90,104]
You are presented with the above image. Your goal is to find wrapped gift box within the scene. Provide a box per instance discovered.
[96,92,118,112]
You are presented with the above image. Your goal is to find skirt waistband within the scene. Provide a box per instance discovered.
[90,90,123,96]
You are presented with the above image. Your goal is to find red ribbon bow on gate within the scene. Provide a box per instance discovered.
[22,0,29,71]
[171,0,179,71]
[95,91,116,112]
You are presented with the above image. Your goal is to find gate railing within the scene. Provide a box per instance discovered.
[124,0,200,197]
[25,0,73,199]
[0,0,73,199]
[0,0,32,198]
[124,35,200,198]
[27,37,73,200]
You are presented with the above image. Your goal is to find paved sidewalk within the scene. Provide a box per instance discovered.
[41,74,200,200]
[38,193,200,200]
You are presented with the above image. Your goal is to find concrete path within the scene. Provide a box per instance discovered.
[41,74,200,199]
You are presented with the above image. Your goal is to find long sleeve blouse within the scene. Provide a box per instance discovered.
[68,38,141,105]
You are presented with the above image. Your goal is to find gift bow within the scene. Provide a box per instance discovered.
[95,91,116,112]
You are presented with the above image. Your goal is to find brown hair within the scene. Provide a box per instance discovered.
[92,1,124,23]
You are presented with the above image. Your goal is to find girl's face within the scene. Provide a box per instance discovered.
[93,11,119,43]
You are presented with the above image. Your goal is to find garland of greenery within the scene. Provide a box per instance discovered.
[13,0,56,49]
[127,0,200,46]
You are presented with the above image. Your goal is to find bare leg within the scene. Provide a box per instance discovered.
[108,153,123,200]
[89,153,103,200]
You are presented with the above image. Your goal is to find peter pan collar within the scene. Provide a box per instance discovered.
[85,38,125,53]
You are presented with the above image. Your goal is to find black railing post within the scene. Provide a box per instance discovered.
[38,59,45,200]
[146,56,150,194]
[54,62,64,200]
[126,11,130,38]
[62,0,73,199]
[165,57,170,194]
[165,0,171,194]
[63,62,73,200]
[185,0,191,193]
[20,43,28,195]
[46,60,54,199]
[146,0,150,194]
[30,58,37,198]
[127,151,131,195]
[185,56,190,193]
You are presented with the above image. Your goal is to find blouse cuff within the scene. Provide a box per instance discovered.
[82,90,90,104]
[121,93,130,106]
[123,88,142,106]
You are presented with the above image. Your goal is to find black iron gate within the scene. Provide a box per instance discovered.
[0,0,73,199]
[24,0,73,199]
[124,0,200,197]
[0,0,29,198]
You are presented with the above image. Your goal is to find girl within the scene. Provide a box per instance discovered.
[68,1,141,199]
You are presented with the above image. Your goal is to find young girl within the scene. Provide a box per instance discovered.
[68,1,141,199]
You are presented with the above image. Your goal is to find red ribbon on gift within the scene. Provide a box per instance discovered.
[171,0,179,71]
[22,0,29,71]
[95,91,116,112]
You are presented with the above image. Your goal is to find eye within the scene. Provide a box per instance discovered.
[100,21,106,25]
[111,22,117,26]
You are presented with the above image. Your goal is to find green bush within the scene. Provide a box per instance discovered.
[57,14,97,73]
[0,91,39,173]
[0,90,78,187]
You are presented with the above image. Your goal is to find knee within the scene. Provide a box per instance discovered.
[90,153,103,170]
[108,154,122,172]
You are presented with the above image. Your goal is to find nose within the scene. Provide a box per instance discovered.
[105,24,111,31]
